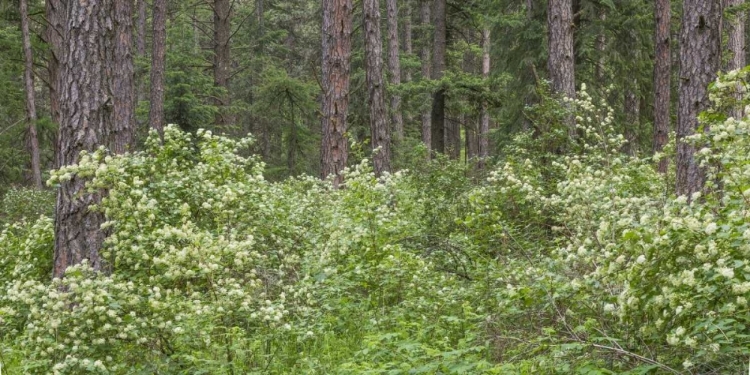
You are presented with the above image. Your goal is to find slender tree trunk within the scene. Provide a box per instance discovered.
[403,0,413,82]
[387,0,404,140]
[365,0,392,176]
[547,0,576,135]
[136,0,146,56]
[465,115,477,161]
[430,0,446,154]
[478,28,490,169]
[20,0,42,189]
[725,0,746,119]
[112,0,136,154]
[419,0,431,154]
[214,0,232,128]
[54,0,115,278]
[321,0,353,187]
[149,0,167,139]
[624,86,640,156]
[654,0,671,173]
[676,0,721,198]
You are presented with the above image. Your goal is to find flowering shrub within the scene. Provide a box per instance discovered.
[3,73,750,373]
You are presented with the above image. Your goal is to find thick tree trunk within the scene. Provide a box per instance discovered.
[112,0,136,154]
[676,0,721,198]
[20,0,42,189]
[653,0,671,173]
[624,87,640,156]
[478,28,490,169]
[387,0,404,140]
[419,0,431,154]
[214,0,232,128]
[321,0,353,187]
[149,0,167,139]
[365,0,392,176]
[725,0,746,119]
[430,0,446,154]
[547,0,576,135]
[54,0,116,278]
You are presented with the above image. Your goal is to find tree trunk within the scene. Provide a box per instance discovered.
[20,0,42,189]
[19,0,43,190]
[112,0,136,154]
[725,0,746,119]
[214,0,232,128]
[478,28,490,169]
[387,0,404,140]
[149,0,167,139]
[653,0,670,173]
[547,0,576,135]
[676,0,721,198]
[403,0,413,82]
[419,0,431,154]
[136,0,146,56]
[365,0,392,176]
[430,0,446,154]
[54,0,116,278]
[465,115,477,161]
[321,0,353,187]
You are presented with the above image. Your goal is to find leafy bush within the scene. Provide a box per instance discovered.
[3,73,750,374]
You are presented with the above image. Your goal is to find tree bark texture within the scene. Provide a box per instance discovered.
[547,0,576,135]
[54,0,116,278]
[364,0,392,176]
[20,0,42,189]
[725,0,746,119]
[321,0,353,187]
[676,0,721,198]
[149,0,167,139]
[478,28,490,169]
[387,0,404,140]
[112,0,136,154]
[419,0,431,154]
[214,0,232,128]
[654,0,671,173]
[430,0,446,154]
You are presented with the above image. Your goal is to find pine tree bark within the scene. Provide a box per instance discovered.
[364,0,392,176]
[430,0,446,154]
[547,0,576,135]
[653,0,671,174]
[419,0,431,154]
[478,28,490,169]
[387,0,404,140]
[149,0,167,139]
[112,0,136,154]
[725,0,746,119]
[20,0,42,189]
[213,0,232,128]
[321,0,353,187]
[54,0,116,278]
[676,0,721,198]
